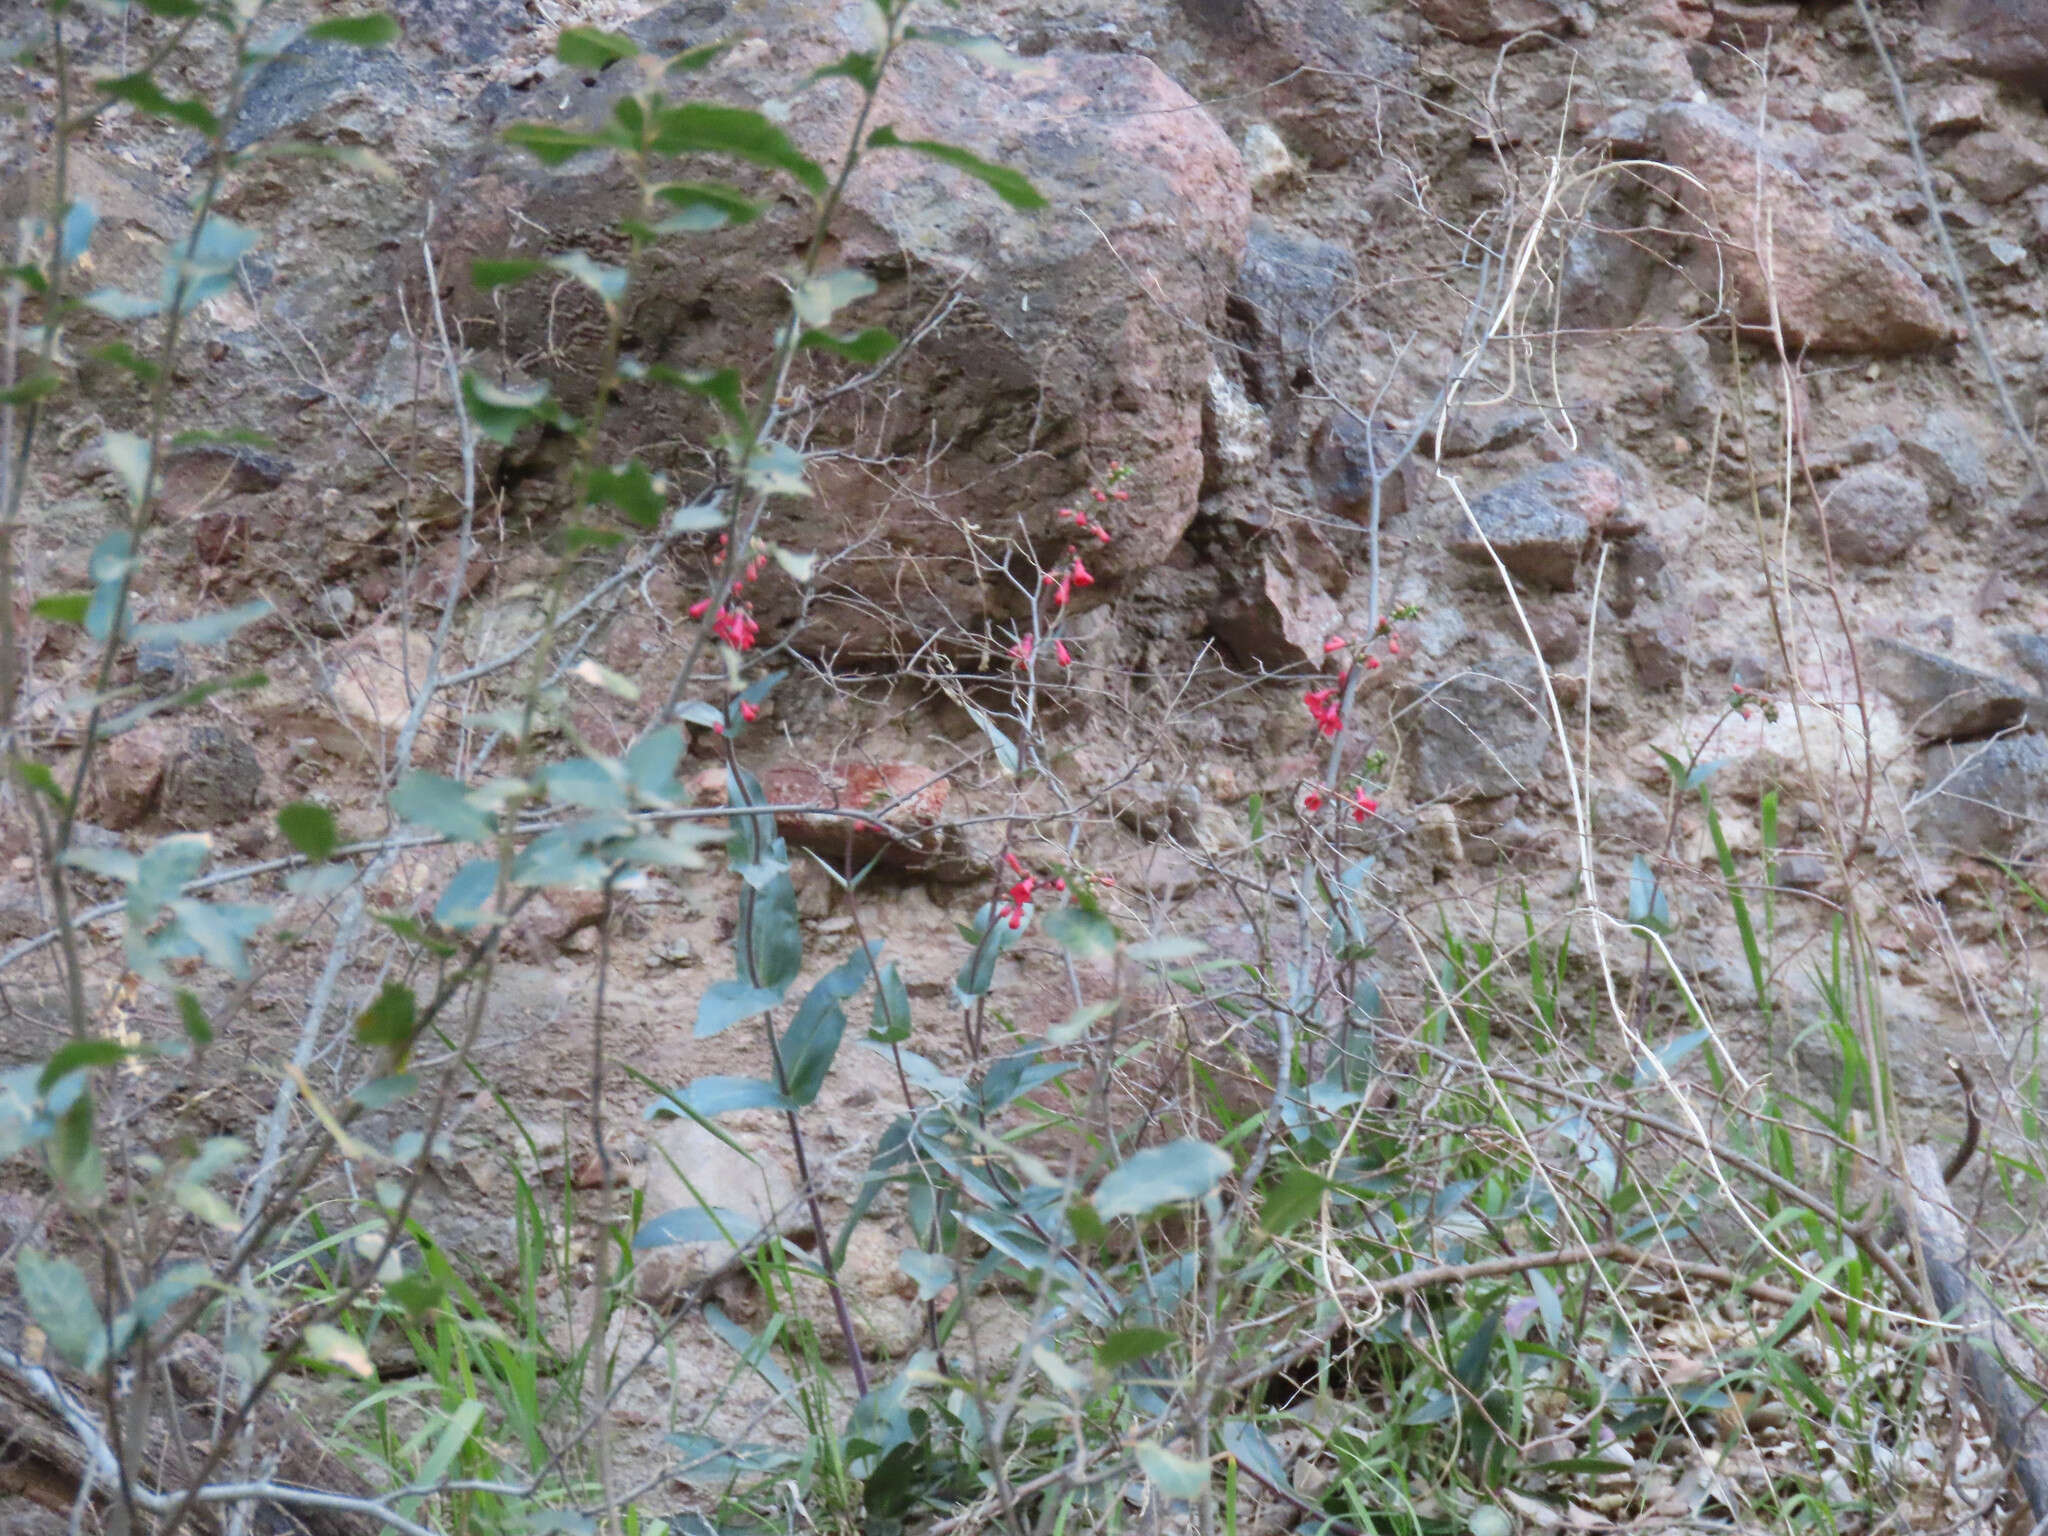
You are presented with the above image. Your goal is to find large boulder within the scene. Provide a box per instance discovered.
[1937,0,2048,93]
[1403,654,1553,802]
[443,0,1250,657]
[1914,735,2048,862]
[1650,101,1955,354]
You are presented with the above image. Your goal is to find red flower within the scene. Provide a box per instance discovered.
[1324,634,1347,654]
[688,597,711,619]
[1303,789,1324,812]
[739,700,759,723]
[1055,639,1072,666]
[1005,851,1025,876]
[1069,556,1095,588]
[713,607,760,651]
[1351,787,1378,823]
[1057,507,1079,522]
[1112,488,1129,501]
[1365,654,1381,671]
[1386,631,1401,656]
[1092,489,1108,503]
[1009,633,1035,666]
[1093,526,1112,544]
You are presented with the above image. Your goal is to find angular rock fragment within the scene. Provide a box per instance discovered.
[1404,654,1552,801]
[1812,464,1931,567]
[1452,457,1625,590]
[1867,637,2030,741]
[1650,100,1954,353]
[1914,734,2048,862]
[759,762,951,875]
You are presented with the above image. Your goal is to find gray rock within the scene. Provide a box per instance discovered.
[1943,129,2048,204]
[1428,405,1543,458]
[1557,184,1659,332]
[1410,0,1589,40]
[1307,414,1418,524]
[394,0,541,64]
[1812,464,1931,566]
[1914,734,2048,861]
[1624,602,1691,690]
[1901,410,1990,511]
[1775,852,1830,891]
[1938,0,2048,94]
[1999,631,2048,692]
[1405,654,1552,801]
[1606,530,1669,619]
[163,725,264,826]
[1233,218,1355,450]
[1869,637,2031,740]
[1452,458,1626,590]
[1592,781,1665,848]
[635,1119,796,1308]
[223,40,411,154]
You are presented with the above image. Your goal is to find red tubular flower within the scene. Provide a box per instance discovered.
[1005,851,1025,875]
[1365,654,1381,671]
[1112,488,1129,500]
[1303,790,1324,812]
[1092,489,1108,503]
[1351,787,1378,823]
[1094,526,1112,544]
[1386,631,1401,656]
[1069,556,1095,588]
[1055,639,1072,666]
[739,700,759,723]
[1324,634,1347,654]
[1057,507,1078,522]
[1009,633,1035,666]
[1051,877,1067,892]
[688,597,711,620]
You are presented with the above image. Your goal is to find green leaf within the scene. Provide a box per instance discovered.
[868,961,911,1044]
[867,125,1046,209]
[32,593,90,625]
[643,363,744,426]
[542,756,628,813]
[39,1038,129,1093]
[798,326,897,364]
[1627,854,1670,933]
[623,726,685,803]
[277,802,338,862]
[1094,1138,1230,1220]
[1133,1441,1209,1500]
[83,289,161,321]
[174,990,213,1046]
[634,1205,759,1249]
[16,1250,102,1368]
[650,104,827,195]
[304,13,400,46]
[740,439,810,498]
[471,257,544,291]
[792,268,877,327]
[650,181,763,229]
[741,873,803,992]
[1259,1167,1331,1236]
[385,1272,445,1317]
[164,899,268,979]
[99,73,219,136]
[902,25,1046,74]
[556,25,639,67]
[1041,905,1117,961]
[391,772,495,842]
[90,342,161,382]
[129,834,209,919]
[779,997,845,1108]
[694,979,785,1038]
[303,1322,376,1377]
[460,372,565,445]
[354,981,417,1052]
[810,50,879,93]
[130,598,272,649]
[898,1248,953,1301]
[583,459,666,529]
[499,121,623,166]
[1096,1326,1175,1368]
[102,432,151,509]
[0,373,60,406]
[548,251,627,304]
[655,1075,790,1117]
[665,40,731,74]
[1127,934,1207,964]
[434,859,498,931]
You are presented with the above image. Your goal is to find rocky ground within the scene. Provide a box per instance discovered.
[8,0,2048,1512]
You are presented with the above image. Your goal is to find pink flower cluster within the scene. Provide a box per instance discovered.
[1000,851,1067,929]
